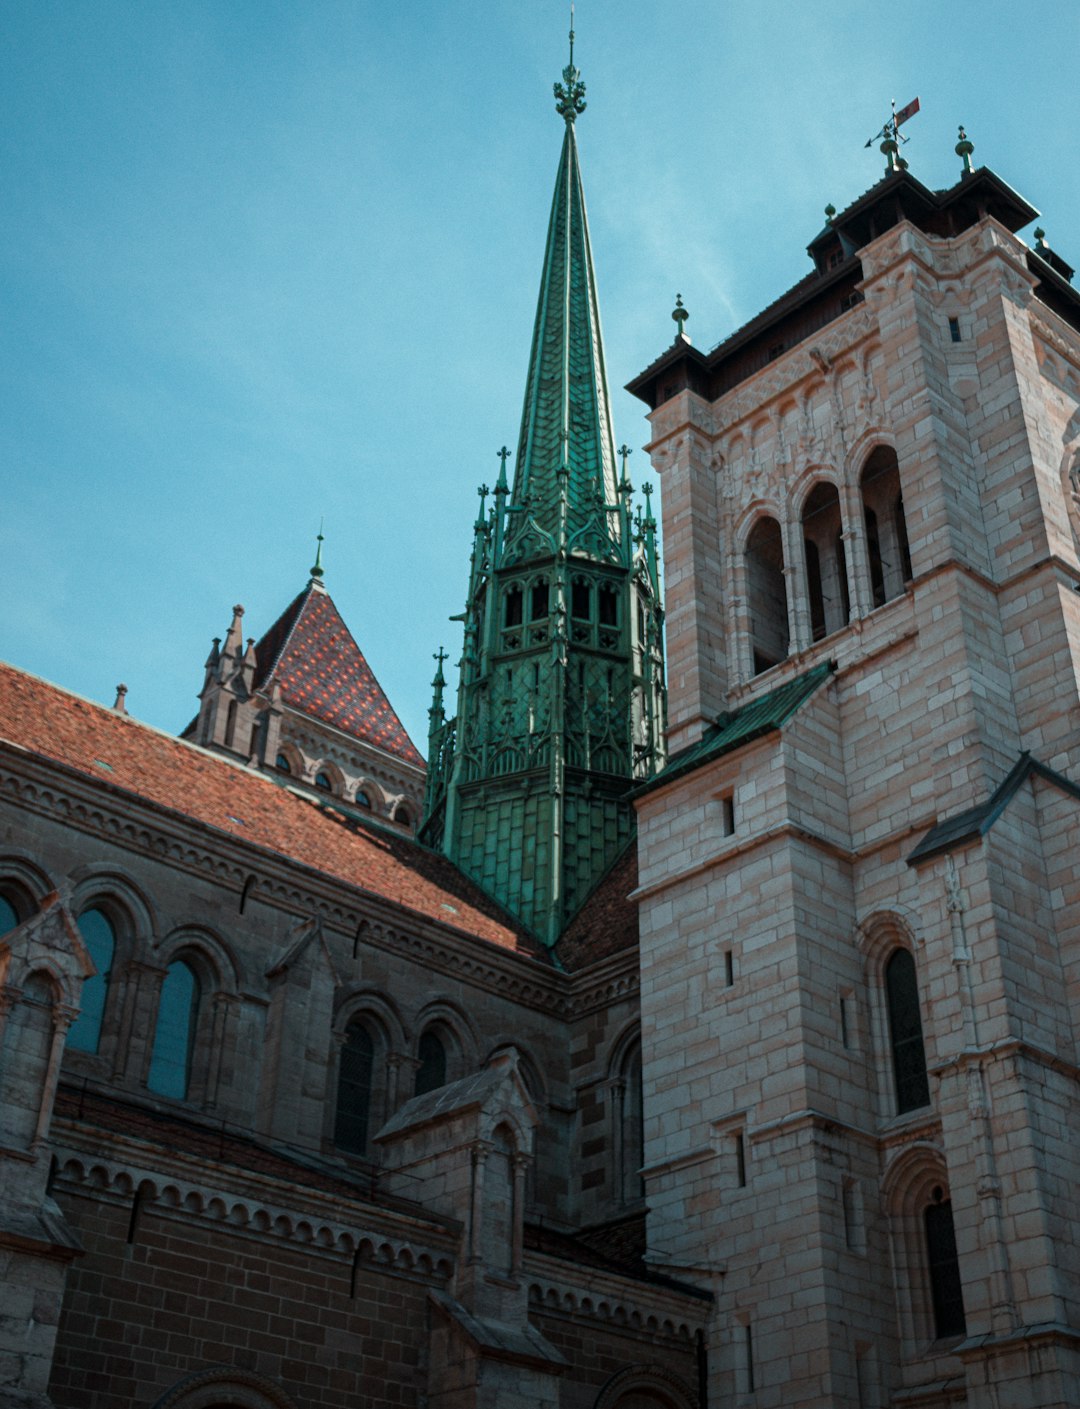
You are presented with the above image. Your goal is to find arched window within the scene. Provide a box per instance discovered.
[924,1185,966,1338]
[885,948,930,1113]
[801,482,849,640]
[335,1020,375,1155]
[315,771,333,793]
[504,585,523,628]
[355,790,372,809]
[147,960,200,1100]
[67,908,116,1054]
[275,753,291,774]
[395,807,411,829]
[530,579,549,621]
[571,576,591,620]
[745,516,789,673]
[414,1029,447,1097]
[860,447,912,606]
[622,1041,644,1202]
[0,893,18,935]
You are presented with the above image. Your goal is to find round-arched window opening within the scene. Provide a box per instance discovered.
[414,1029,448,1097]
[147,960,200,1100]
[315,771,333,793]
[68,908,116,1054]
[275,754,291,775]
[355,790,372,809]
[0,892,19,936]
[396,808,411,828]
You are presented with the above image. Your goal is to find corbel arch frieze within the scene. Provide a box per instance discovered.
[53,1154,457,1281]
[527,1278,697,1342]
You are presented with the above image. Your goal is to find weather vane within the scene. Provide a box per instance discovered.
[865,96,920,173]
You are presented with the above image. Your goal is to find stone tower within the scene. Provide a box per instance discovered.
[422,45,665,945]
[628,130,1080,1408]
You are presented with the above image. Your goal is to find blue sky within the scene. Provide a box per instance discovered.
[3,1,1079,753]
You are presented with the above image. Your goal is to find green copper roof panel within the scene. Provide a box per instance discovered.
[637,661,835,796]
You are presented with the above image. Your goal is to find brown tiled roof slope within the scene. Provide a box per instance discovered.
[555,841,639,971]
[0,662,540,958]
[253,583,423,768]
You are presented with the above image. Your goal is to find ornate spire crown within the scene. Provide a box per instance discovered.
[554,6,586,123]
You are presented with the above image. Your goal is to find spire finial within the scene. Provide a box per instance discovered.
[672,293,689,340]
[310,520,325,581]
[955,124,975,176]
[619,444,633,493]
[554,5,586,123]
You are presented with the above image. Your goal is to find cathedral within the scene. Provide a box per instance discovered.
[2,36,1080,1409]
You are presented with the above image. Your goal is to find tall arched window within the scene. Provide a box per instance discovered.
[924,1185,966,1338]
[885,948,930,1113]
[860,447,912,606]
[335,1020,375,1155]
[745,516,789,673]
[622,1042,644,1202]
[148,960,200,1099]
[414,1029,447,1097]
[801,482,849,640]
[67,908,116,1055]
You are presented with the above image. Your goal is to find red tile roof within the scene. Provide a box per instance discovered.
[0,661,540,959]
[555,841,639,971]
[253,583,423,768]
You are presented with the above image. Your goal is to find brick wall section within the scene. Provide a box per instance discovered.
[49,1189,430,1409]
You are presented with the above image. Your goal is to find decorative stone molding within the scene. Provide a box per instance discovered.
[52,1152,457,1282]
[151,1366,298,1409]
[525,1262,701,1342]
[592,1362,698,1409]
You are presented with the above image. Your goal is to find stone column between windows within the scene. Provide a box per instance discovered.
[840,478,872,620]
[467,1139,493,1266]
[781,511,810,655]
[33,1005,75,1150]
[511,1151,530,1274]
[204,991,238,1111]
[114,960,165,1086]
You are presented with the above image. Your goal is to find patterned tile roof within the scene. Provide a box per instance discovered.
[0,661,540,959]
[253,583,423,769]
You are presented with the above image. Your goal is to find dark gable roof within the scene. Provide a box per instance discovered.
[0,661,541,959]
[254,583,423,769]
[908,751,1080,865]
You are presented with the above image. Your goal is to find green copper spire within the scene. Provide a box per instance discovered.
[421,44,667,947]
[508,45,619,565]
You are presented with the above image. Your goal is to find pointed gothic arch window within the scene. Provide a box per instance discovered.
[571,576,592,620]
[335,1020,375,1155]
[885,948,930,1113]
[598,581,618,627]
[504,584,523,628]
[148,960,200,1100]
[67,908,116,1055]
[530,579,549,621]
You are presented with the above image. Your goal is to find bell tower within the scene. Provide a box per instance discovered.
[421,39,666,946]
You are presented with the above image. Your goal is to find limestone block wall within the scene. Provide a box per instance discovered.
[637,207,1080,1406]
